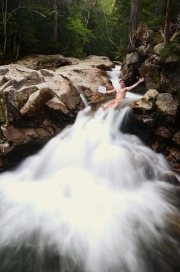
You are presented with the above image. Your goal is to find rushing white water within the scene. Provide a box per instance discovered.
[0,68,180,272]
[0,105,180,272]
[107,65,143,104]
[107,65,121,88]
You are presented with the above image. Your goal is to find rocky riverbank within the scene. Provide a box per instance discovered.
[121,28,180,173]
[0,55,116,170]
[0,50,179,173]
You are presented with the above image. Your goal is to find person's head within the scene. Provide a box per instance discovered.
[119,80,125,87]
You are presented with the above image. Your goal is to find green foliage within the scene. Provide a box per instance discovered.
[151,109,166,119]
[39,57,51,64]
[112,0,131,52]
[159,36,180,60]
[0,0,179,62]
[113,47,126,61]
[138,0,166,27]
[66,17,88,38]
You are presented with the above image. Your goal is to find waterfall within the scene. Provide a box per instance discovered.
[107,65,143,106]
[0,68,180,272]
[107,65,121,88]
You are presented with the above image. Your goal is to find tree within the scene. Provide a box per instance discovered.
[1,0,21,56]
[127,0,139,52]
[52,0,58,41]
[164,0,173,46]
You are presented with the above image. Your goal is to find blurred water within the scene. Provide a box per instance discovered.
[107,65,121,88]
[0,103,180,272]
[107,65,143,103]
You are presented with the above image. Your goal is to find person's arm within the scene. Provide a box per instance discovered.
[105,88,116,94]
[125,78,144,91]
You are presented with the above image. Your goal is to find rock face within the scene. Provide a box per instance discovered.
[121,29,180,173]
[0,51,179,173]
[0,55,115,170]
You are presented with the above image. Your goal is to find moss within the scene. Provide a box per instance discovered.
[141,97,148,103]
[151,109,166,119]
[0,77,5,87]
[0,97,7,123]
[153,33,164,44]
[38,58,51,65]
[151,99,166,120]
[42,58,51,63]
[0,127,6,142]
[159,40,180,61]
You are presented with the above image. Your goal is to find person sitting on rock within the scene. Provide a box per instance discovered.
[101,78,144,111]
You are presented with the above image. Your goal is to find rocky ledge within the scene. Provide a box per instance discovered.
[121,28,180,174]
[0,52,179,174]
[0,55,116,170]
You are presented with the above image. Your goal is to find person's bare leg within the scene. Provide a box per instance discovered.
[101,100,115,111]
[112,100,122,109]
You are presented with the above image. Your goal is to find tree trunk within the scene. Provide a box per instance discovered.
[164,0,173,46]
[127,0,139,52]
[1,0,8,56]
[52,0,58,41]
[13,33,20,60]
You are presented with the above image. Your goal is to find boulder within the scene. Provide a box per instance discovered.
[0,55,115,170]
[139,57,161,90]
[172,131,180,147]
[155,126,173,139]
[121,28,180,172]
[130,90,180,173]
[14,54,72,70]
[135,89,159,110]
[153,43,164,55]
[161,62,180,93]
[155,93,178,117]
[125,52,139,65]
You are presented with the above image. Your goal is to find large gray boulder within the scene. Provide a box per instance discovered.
[0,55,115,170]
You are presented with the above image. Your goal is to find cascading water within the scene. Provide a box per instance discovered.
[107,65,121,88]
[107,65,143,106]
[0,68,180,272]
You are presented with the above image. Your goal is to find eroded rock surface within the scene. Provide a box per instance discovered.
[0,55,115,170]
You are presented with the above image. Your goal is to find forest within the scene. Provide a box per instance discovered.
[0,0,180,63]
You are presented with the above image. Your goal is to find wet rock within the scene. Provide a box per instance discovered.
[155,126,173,139]
[172,131,180,147]
[1,123,56,145]
[159,171,179,185]
[133,153,154,180]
